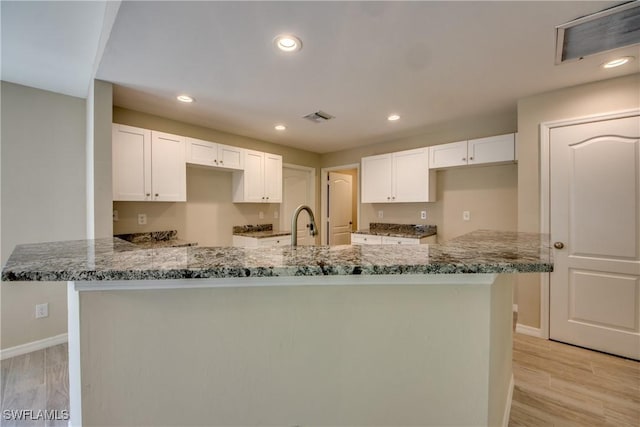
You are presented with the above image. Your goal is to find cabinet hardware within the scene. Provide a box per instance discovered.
[469,157,474,160]
[554,242,565,249]
[462,157,466,161]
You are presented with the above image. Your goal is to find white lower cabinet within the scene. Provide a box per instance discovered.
[352,234,436,245]
[232,150,282,203]
[112,124,186,202]
[351,234,383,245]
[232,235,290,247]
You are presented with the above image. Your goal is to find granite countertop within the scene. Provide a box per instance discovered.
[114,230,197,249]
[233,224,291,238]
[353,223,437,239]
[2,230,552,282]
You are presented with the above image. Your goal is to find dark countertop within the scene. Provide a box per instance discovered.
[114,230,198,249]
[232,224,291,239]
[353,223,437,239]
[2,230,552,282]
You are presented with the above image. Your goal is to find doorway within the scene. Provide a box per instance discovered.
[542,110,640,360]
[281,164,316,246]
[321,164,359,246]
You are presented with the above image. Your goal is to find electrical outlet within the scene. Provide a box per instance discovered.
[113,210,119,221]
[138,214,147,225]
[274,211,279,219]
[463,211,470,221]
[259,211,264,219]
[35,303,49,319]
[420,210,427,220]
[378,210,384,219]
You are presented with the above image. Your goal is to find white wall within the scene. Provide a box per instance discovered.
[1,81,86,349]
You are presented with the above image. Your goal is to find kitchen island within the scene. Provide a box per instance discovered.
[2,230,551,427]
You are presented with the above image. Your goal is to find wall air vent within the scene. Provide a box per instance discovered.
[555,1,640,64]
[303,110,335,123]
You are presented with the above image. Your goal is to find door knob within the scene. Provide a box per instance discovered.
[554,242,565,249]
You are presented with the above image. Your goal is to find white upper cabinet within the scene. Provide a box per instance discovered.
[428,140,468,169]
[151,131,187,202]
[361,147,435,203]
[232,149,283,203]
[429,133,515,169]
[467,133,515,165]
[112,124,186,202]
[185,137,244,170]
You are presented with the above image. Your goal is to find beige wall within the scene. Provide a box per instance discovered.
[1,82,87,349]
[321,110,518,242]
[516,73,640,328]
[112,107,321,245]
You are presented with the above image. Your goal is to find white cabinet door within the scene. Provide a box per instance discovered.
[361,154,393,203]
[112,124,151,201]
[240,150,265,202]
[467,133,514,165]
[381,236,421,245]
[362,148,435,203]
[185,137,218,167]
[351,234,383,245]
[264,153,283,203]
[151,131,186,202]
[393,148,435,202]
[233,150,282,203]
[217,144,244,170]
[428,140,467,169]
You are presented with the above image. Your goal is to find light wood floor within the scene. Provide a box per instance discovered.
[1,336,638,426]
[510,333,640,426]
[0,343,69,427]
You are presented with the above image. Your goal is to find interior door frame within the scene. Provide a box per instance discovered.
[539,107,640,340]
[280,163,317,234]
[321,163,360,246]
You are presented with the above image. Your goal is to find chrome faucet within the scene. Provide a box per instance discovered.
[291,205,318,247]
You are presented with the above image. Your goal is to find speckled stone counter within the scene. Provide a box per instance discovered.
[2,230,552,282]
[8,229,550,426]
[114,230,198,249]
[232,224,292,239]
[353,223,437,238]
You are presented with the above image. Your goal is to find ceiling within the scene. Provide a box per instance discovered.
[3,2,639,154]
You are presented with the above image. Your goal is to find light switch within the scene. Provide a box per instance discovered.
[378,210,384,219]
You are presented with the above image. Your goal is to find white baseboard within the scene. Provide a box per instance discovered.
[515,323,543,338]
[502,374,515,427]
[0,333,68,360]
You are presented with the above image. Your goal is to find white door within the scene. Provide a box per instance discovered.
[282,167,314,245]
[328,172,353,245]
[550,114,640,360]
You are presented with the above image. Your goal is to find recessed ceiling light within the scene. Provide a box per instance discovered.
[177,95,194,103]
[602,56,634,69]
[387,114,400,121]
[274,34,302,52]
[275,124,287,131]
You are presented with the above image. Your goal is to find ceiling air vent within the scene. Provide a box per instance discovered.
[555,1,640,64]
[303,110,335,123]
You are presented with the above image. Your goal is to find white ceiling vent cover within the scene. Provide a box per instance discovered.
[303,110,335,123]
[556,1,640,64]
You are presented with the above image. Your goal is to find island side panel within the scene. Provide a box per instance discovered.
[78,278,504,426]
[488,274,515,427]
